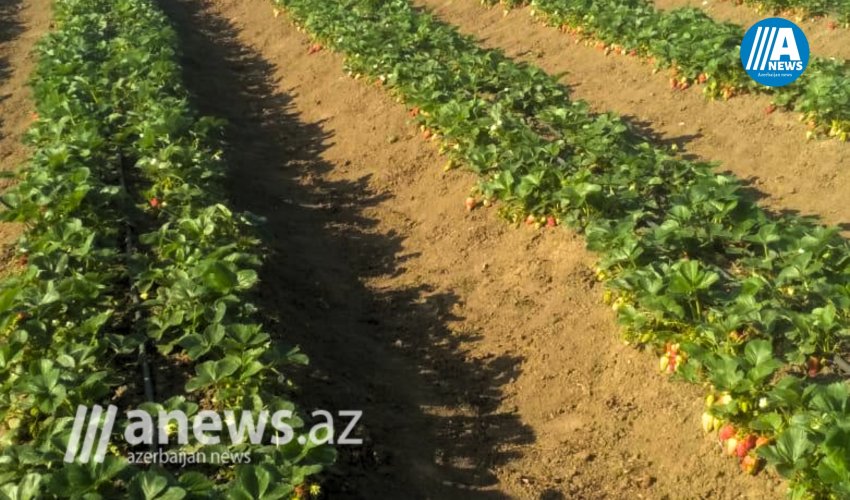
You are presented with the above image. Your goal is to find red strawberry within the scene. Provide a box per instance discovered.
[755,436,771,449]
[546,216,557,228]
[465,197,477,211]
[718,424,735,441]
[735,435,757,457]
[670,77,678,89]
[149,197,160,208]
[680,81,690,90]
[525,214,537,225]
[667,355,677,373]
[409,107,420,118]
[764,104,777,115]
[308,43,323,54]
[422,129,432,140]
[807,356,821,377]
[697,73,708,84]
[628,49,638,57]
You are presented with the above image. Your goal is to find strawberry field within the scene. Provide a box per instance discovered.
[2,0,850,497]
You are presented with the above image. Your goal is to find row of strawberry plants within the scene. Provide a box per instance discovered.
[477,0,850,141]
[0,0,331,498]
[273,0,850,496]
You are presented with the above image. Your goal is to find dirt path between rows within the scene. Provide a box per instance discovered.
[418,0,850,232]
[654,0,850,60]
[159,0,786,498]
[0,0,51,273]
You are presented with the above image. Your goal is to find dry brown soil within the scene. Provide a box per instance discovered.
[0,0,51,274]
[156,0,791,497]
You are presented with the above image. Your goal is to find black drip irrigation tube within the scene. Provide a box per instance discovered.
[116,152,156,405]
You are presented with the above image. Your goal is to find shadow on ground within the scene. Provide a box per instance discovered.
[0,0,25,133]
[158,1,533,498]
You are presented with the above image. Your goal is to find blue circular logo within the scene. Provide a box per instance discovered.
[740,18,809,87]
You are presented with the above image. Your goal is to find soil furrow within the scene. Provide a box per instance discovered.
[0,0,51,273]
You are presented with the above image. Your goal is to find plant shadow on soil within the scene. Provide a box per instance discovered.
[0,0,24,129]
[159,1,532,498]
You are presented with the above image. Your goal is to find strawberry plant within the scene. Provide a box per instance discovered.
[271,0,850,495]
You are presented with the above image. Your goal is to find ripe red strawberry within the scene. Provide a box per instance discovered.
[308,43,323,54]
[764,104,777,115]
[465,197,477,211]
[808,356,821,376]
[525,214,537,226]
[596,41,607,51]
[149,197,160,208]
[680,81,690,90]
[667,354,677,373]
[546,216,557,228]
[422,129,432,140]
[735,435,757,457]
[807,356,820,377]
[669,77,678,89]
[409,107,420,118]
[628,49,638,57]
[718,424,735,441]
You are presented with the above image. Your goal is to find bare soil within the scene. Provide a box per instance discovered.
[157,0,787,498]
[654,0,850,60]
[0,0,51,274]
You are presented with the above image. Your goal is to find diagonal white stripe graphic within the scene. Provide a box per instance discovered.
[745,26,763,70]
[760,27,778,70]
[753,27,773,72]
[78,405,103,463]
[63,405,88,463]
[93,405,118,463]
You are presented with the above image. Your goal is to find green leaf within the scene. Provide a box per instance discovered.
[202,262,238,293]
